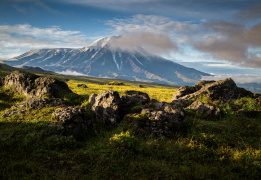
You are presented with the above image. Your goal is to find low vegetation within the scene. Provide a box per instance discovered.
[0,69,261,179]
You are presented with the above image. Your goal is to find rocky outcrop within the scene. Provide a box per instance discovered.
[132,103,185,138]
[2,110,26,118]
[121,90,150,114]
[2,98,68,117]
[89,94,97,106]
[121,90,150,105]
[186,100,221,116]
[12,98,68,109]
[172,78,253,101]
[91,90,121,127]
[4,71,73,98]
[52,106,93,140]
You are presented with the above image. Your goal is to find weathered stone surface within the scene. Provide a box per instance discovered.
[52,106,93,139]
[133,103,185,138]
[88,94,97,106]
[172,78,253,101]
[121,90,150,106]
[186,100,221,116]
[121,90,150,115]
[171,99,189,108]
[12,98,68,109]
[2,110,26,118]
[154,102,168,111]
[4,71,73,98]
[92,90,121,127]
[2,98,68,118]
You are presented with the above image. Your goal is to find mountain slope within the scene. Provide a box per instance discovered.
[4,36,210,85]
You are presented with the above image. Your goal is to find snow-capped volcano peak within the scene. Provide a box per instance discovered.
[82,36,120,51]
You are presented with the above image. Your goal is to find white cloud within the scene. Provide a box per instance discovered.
[193,21,261,68]
[202,74,261,84]
[107,14,198,36]
[108,32,179,54]
[56,70,88,76]
[0,24,89,59]
[106,14,199,55]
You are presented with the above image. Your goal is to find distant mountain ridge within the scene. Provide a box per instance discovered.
[4,36,210,85]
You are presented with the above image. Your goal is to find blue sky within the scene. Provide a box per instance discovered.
[1,0,261,82]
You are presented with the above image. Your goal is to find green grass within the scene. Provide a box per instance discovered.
[1,70,261,179]
[67,79,177,102]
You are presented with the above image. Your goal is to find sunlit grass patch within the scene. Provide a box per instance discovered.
[67,79,177,102]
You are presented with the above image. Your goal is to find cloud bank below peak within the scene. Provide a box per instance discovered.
[107,33,179,55]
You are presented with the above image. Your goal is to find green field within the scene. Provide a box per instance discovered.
[1,66,261,179]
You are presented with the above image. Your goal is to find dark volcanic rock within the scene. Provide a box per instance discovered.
[52,106,93,140]
[13,98,68,109]
[186,100,221,116]
[89,94,97,106]
[172,78,253,101]
[132,103,185,138]
[4,71,73,98]
[92,90,121,127]
[77,84,88,88]
[121,90,150,107]
[2,110,26,118]
[121,90,150,115]
[2,98,68,118]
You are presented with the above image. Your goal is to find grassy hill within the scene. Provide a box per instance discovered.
[0,65,261,179]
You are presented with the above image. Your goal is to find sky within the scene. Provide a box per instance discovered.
[1,0,261,83]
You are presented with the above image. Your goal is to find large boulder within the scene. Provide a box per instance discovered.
[132,103,185,138]
[186,100,221,116]
[121,90,150,114]
[52,106,93,140]
[121,90,150,106]
[172,78,253,101]
[4,71,73,98]
[92,90,121,127]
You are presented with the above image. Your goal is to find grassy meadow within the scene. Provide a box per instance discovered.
[0,67,261,179]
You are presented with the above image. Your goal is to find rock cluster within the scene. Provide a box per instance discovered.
[172,78,253,101]
[2,71,256,139]
[90,90,184,137]
[4,71,73,98]
[52,106,93,140]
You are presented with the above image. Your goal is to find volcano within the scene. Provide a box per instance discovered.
[4,36,209,85]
